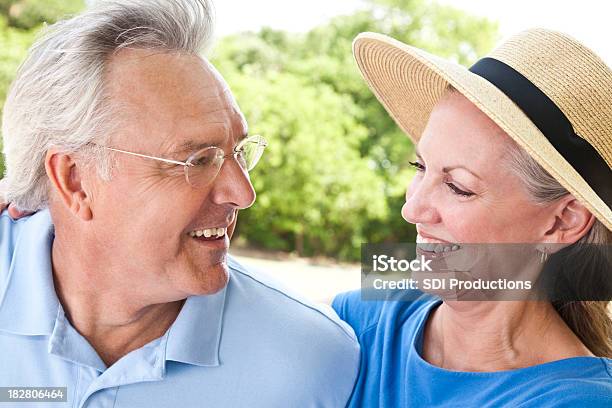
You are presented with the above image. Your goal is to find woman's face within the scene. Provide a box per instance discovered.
[402,91,556,245]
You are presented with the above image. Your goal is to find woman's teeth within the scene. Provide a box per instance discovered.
[416,234,460,253]
[189,227,226,238]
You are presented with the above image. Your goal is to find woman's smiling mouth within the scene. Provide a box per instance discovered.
[416,234,461,253]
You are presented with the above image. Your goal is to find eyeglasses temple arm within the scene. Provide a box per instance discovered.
[104,147,191,167]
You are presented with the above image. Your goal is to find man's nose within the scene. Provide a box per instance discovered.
[401,177,440,225]
[210,158,256,209]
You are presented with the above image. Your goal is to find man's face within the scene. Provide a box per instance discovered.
[86,49,255,300]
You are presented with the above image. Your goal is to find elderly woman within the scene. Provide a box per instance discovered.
[332,29,612,406]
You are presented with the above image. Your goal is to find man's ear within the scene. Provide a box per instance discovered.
[542,195,595,244]
[45,148,93,221]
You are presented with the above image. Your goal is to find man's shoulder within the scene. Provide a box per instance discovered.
[0,209,51,244]
[221,256,360,405]
[0,209,52,260]
[0,209,56,335]
[0,210,34,280]
[226,255,358,344]
[0,209,23,251]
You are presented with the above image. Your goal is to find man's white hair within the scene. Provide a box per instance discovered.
[1,0,214,211]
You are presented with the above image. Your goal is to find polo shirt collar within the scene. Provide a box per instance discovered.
[0,210,59,335]
[164,281,228,367]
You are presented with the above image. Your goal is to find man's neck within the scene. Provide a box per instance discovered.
[421,300,593,372]
[51,236,184,367]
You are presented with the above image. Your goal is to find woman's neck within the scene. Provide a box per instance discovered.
[421,300,594,372]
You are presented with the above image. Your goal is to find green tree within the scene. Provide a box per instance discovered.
[212,0,498,258]
[0,0,83,29]
[0,0,85,176]
[0,0,498,260]
[224,68,387,260]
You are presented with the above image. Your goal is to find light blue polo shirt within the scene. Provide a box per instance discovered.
[0,209,360,407]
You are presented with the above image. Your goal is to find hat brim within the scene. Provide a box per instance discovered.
[353,32,612,230]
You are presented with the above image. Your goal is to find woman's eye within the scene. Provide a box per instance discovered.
[408,161,425,171]
[408,160,474,197]
[446,182,474,197]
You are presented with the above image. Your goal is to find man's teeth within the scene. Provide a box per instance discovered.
[189,227,226,238]
[416,234,460,253]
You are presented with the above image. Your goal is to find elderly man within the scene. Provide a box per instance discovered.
[0,0,359,406]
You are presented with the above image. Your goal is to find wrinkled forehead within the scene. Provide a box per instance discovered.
[105,49,247,150]
[196,58,240,108]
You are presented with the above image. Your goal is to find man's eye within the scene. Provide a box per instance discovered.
[192,156,213,166]
[446,182,475,197]
[408,161,425,171]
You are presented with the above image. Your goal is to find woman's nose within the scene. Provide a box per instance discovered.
[401,177,440,225]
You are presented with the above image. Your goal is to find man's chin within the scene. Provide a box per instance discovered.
[204,263,230,294]
[187,260,230,296]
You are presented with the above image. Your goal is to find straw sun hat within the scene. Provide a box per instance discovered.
[353,28,612,230]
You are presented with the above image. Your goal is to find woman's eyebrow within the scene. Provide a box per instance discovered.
[442,165,482,180]
[415,145,482,180]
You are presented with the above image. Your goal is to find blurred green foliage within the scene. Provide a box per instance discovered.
[212,0,498,259]
[0,0,85,175]
[0,0,498,260]
[0,0,82,29]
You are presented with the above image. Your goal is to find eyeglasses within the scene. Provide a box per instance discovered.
[93,135,267,188]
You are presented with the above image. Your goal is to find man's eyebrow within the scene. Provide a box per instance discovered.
[175,140,217,154]
[174,133,249,155]
[414,144,481,180]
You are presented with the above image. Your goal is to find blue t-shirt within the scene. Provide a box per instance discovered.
[332,290,612,407]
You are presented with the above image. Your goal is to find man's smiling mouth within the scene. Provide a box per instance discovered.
[189,227,227,240]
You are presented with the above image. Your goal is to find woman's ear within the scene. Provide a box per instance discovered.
[543,195,595,244]
[45,148,93,221]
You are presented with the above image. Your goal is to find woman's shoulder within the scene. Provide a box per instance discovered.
[525,358,612,407]
[332,289,438,337]
[556,357,612,400]
[502,357,612,407]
